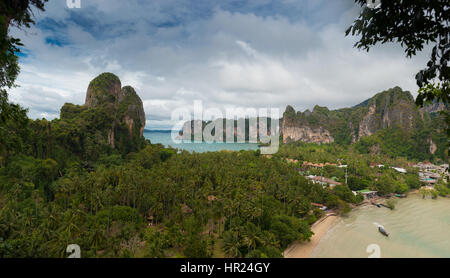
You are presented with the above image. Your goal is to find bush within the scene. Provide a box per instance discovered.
[394,182,409,194]
[184,235,209,258]
[246,246,283,258]
[97,206,141,223]
[405,174,421,189]
[338,200,351,214]
[386,199,397,210]
[270,215,312,248]
[435,183,450,197]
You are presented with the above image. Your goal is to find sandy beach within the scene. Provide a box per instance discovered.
[283,214,338,258]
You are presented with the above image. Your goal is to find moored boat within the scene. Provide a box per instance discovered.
[378,226,389,237]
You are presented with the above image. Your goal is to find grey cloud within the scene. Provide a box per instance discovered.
[7,0,429,129]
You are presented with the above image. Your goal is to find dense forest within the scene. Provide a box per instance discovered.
[1,86,447,257]
[0,64,447,260]
[0,138,359,258]
[0,69,366,258]
[0,74,447,259]
[0,0,448,259]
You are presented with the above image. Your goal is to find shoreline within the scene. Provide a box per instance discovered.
[282,189,443,258]
[283,213,339,258]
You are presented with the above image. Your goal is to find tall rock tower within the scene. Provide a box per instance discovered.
[84,72,146,152]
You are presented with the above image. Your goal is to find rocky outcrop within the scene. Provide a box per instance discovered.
[428,138,437,154]
[83,73,146,150]
[356,87,418,139]
[176,86,444,159]
[422,100,447,114]
[369,144,382,155]
[117,86,146,138]
[358,104,377,138]
[56,72,147,154]
[179,118,272,142]
[282,125,334,144]
[281,104,338,144]
[281,87,424,145]
[85,73,122,108]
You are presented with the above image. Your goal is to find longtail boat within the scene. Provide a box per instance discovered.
[378,226,389,237]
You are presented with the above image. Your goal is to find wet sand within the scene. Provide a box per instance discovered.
[283,215,338,258]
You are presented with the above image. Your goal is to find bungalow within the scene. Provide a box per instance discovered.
[370,163,383,168]
[311,203,328,211]
[302,161,338,168]
[420,173,438,183]
[356,189,378,200]
[181,204,193,214]
[422,178,438,185]
[391,167,407,174]
[426,172,441,179]
[306,175,342,188]
[285,158,299,164]
[414,162,438,171]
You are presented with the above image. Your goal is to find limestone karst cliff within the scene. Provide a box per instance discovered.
[177,86,447,160]
[282,87,425,144]
[60,72,146,155]
[281,87,447,159]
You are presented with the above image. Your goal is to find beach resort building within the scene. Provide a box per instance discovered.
[306,175,341,188]
[302,161,338,168]
[353,189,378,200]
[311,203,328,211]
[391,167,407,173]
[414,162,438,171]
[415,162,448,186]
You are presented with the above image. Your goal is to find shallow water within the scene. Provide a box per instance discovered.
[310,195,450,258]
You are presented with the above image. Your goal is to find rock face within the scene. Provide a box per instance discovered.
[358,104,377,138]
[282,104,339,144]
[85,73,122,108]
[428,138,437,154]
[281,87,434,149]
[282,125,334,144]
[117,86,146,138]
[176,86,445,159]
[422,100,448,114]
[79,73,146,152]
[356,87,418,137]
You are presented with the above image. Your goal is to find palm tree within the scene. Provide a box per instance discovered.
[259,230,279,248]
[48,230,72,258]
[90,226,105,256]
[212,200,224,235]
[242,225,260,252]
[221,231,242,258]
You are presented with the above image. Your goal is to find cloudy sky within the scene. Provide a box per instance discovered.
[9,0,429,129]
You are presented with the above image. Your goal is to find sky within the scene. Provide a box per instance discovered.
[9,0,430,130]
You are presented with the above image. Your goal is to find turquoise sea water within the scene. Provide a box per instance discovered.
[143,130,259,153]
[310,194,450,258]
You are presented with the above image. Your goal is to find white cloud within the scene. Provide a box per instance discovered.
[7,0,429,129]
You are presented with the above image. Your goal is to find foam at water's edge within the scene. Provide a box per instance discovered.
[373,222,384,229]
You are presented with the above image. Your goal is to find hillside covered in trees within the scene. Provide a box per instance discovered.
[283,87,448,162]
[0,73,364,258]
